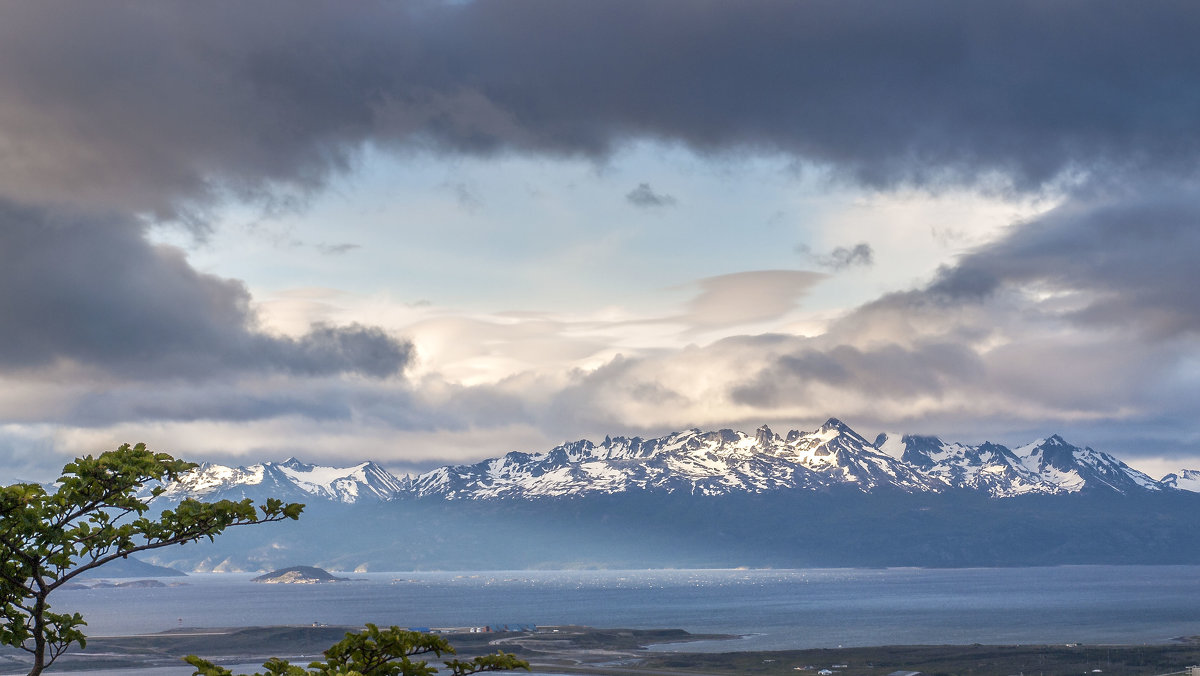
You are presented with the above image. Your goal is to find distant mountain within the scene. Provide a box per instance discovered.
[403,418,1183,500]
[74,556,186,578]
[153,419,1195,505]
[136,420,1200,572]
[1012,434,1163,493]
[405,419,939,499]
[1162,468,1200,492]
[3,422,1192,574]
[874,434,1048,496]
[149,457,406,504]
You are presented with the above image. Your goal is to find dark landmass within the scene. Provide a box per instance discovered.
[57,578,186,590]
[72,555,186,578]
[0,626,358,674]
[154,489,1200,571]
[0,625,732,674]
[637,642,1200,676]
[3,626,1199,676]
[252,565,350,583]
[113,579,169,588]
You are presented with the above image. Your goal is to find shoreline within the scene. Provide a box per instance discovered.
[3,626,1199,676]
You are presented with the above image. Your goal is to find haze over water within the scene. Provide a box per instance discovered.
[66,566,1200,652]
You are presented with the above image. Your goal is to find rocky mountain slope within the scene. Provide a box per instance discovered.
[129,420,1200,571]
[149,457,405,504]
[1161,468,1200,492]
[154,419,1193,503]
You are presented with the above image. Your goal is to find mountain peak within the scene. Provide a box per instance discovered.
[755,425,776,445]
[819,418,867,441]
[1014,435,1163,494]
[1162,468,1200,491]
[151,421,1187,504]
[816,417,873,446]
[152,457,407,504]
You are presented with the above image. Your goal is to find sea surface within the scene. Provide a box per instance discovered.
[11,569,1200,672]
[57,565,1200,653]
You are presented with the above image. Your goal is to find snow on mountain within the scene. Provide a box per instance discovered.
[1012,435,1162,494]
[274,458,406,502]
[1161,468,1200,492]
[154,420,1178,503]
[882,434,1051,497]
[402,418,1168,500]
[152,458,405,504]
[404,418,944,499]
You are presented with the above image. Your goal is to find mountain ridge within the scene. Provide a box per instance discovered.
[152,418,1196,504]
[128,419,1200,572]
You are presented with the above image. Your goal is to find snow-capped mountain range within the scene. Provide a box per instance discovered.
[1161,468,1200,492]
[151,457,406,504]
[153,418,1197,504]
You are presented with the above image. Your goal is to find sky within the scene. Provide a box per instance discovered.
[3,0,1200,482]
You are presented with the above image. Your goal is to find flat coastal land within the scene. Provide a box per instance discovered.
[2,626,1199,675]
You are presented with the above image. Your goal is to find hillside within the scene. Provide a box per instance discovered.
[134,420,1200,572]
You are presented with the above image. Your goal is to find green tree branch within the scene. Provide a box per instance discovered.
[184,624,530,676]
[0,443,304,676]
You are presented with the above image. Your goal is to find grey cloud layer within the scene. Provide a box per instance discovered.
[799,243,875,270]
[715,186,1200,455]
[927,189,1200,338]
[4,0,1200,218]
[3,0,1200,465]
[0,201,411,379]
[626,184,677,208]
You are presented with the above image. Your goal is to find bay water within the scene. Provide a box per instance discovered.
[59,566,1200,652]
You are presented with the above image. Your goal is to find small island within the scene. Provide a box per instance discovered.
[114,579,170,588]
[252,566,349,584]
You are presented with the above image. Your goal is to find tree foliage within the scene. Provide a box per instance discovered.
[0,443,304,676]
[185,623,530,676]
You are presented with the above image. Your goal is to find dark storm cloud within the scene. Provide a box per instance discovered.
[3,0,1200,218]
[280,324,411,378]
[0,201,412,379]
[730,340,985,407]
[710,183,1200,459]
[60,378,455,430]
[4,0,1200,462]
[926,188,1200,338]
[798,243,875,270]
[626,183,677,208]
[67,387,356,427]
[1,0,1196,389]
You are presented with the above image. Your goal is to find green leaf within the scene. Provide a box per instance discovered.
[1,443,303,675]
